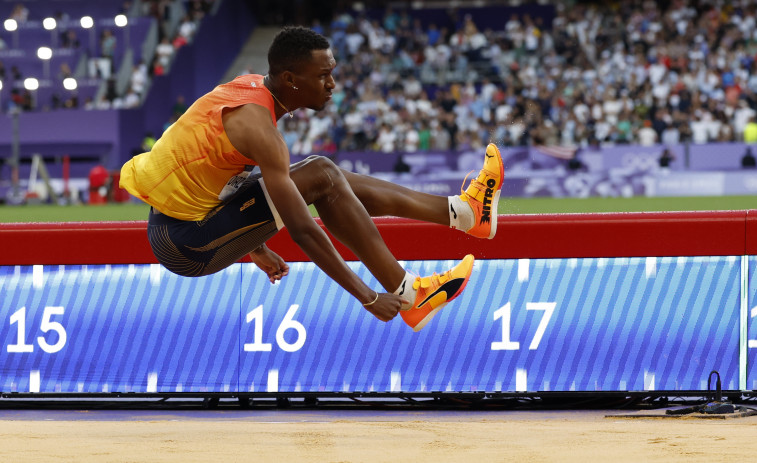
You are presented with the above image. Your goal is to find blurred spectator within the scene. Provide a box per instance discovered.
[172,95,188,118]
[130,65,148,95]
[568,154,585,171]
[101,29,117,62]
[20,89,33,111]
[53,9,70,23]
[418,121,431,151]
[58,63,73,80]
[50,93,63,110]
[376,123,397,152]
[10,88,23,109]
[155,37,174,68]
[745,116,757,144]
[61,29,80,49]
[9,3,29,22]
[88,30,116,79]
[10,65,21,81]
[402,122,419,152]
[151,56,165,77]
[661,123,681,146]
[141,132,156,151]
[163,113,178,132]
[177,15,197,42]
[120,1,133,15]
[123,88,141,108]
[62,95,78,109]
[638,120,658,146]
[188,0,209,21]
[237,65,254,76]
[172,33,188,49]
[658,148,675,168]
[393,155,411,173]
[53,93,79,109]
[742,146,756,168]
[104,77,118,102]
[281,119,299,152]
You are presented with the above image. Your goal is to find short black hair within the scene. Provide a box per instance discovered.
[268,26,330,75]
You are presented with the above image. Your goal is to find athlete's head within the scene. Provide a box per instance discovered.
[267,26,336,111]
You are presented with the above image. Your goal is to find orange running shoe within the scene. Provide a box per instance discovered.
[459,143,504,239]
[401,254,475,332]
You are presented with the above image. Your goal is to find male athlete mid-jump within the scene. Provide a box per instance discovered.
[120,26,504,332]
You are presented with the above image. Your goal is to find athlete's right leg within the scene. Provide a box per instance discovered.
[288,155,475,330]
[288,156,407,293]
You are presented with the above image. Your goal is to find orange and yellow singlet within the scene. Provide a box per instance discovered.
[120,74,277,221]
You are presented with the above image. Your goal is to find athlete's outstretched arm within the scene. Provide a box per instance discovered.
[223,104,403,322]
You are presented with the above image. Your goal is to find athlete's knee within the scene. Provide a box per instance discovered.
[292,155,349,202]
[303,154,325,163]
[305,155,338,172]
[305,155,345,186]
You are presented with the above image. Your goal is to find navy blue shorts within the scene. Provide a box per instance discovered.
[146,175,281,277]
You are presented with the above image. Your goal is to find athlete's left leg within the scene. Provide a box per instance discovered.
[339,170,449,225]
[339,143,505,240]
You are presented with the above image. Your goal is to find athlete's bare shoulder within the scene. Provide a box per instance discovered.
[223,103,285,164]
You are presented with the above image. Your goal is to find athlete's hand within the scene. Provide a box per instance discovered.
[363,293,407,322]
[249,245,289,284]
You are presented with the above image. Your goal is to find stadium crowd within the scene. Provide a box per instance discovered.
[0,0,214,111]
[4,0,757,155]
[104,0,215,109]
[265,0,757,155]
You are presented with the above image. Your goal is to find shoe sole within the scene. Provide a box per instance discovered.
[412,267,473,332]
[487,189,501,239]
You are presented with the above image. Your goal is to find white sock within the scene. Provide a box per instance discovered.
[394,271,417,310]
[448,195,474,232]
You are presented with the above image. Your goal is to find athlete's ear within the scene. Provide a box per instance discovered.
[280,71,297,89]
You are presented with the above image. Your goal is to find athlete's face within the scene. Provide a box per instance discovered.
[292,49,336,111]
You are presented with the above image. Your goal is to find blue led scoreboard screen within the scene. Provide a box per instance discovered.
[1,213,756,394]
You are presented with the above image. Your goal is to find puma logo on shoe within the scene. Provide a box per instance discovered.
[485,152,494,158]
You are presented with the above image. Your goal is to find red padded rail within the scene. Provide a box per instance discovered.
[0,210,751,266]
[748,209,757,255]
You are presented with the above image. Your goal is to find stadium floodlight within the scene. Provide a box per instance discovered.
[43,17,59,47]
[81,16,96,55]
[80,16,94,29]
[24,78,39,91]
[37,47,53,79]
[115,14,130,52]
[4,18,19,48]
[63,77,78,91]
[37,46,53,60]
